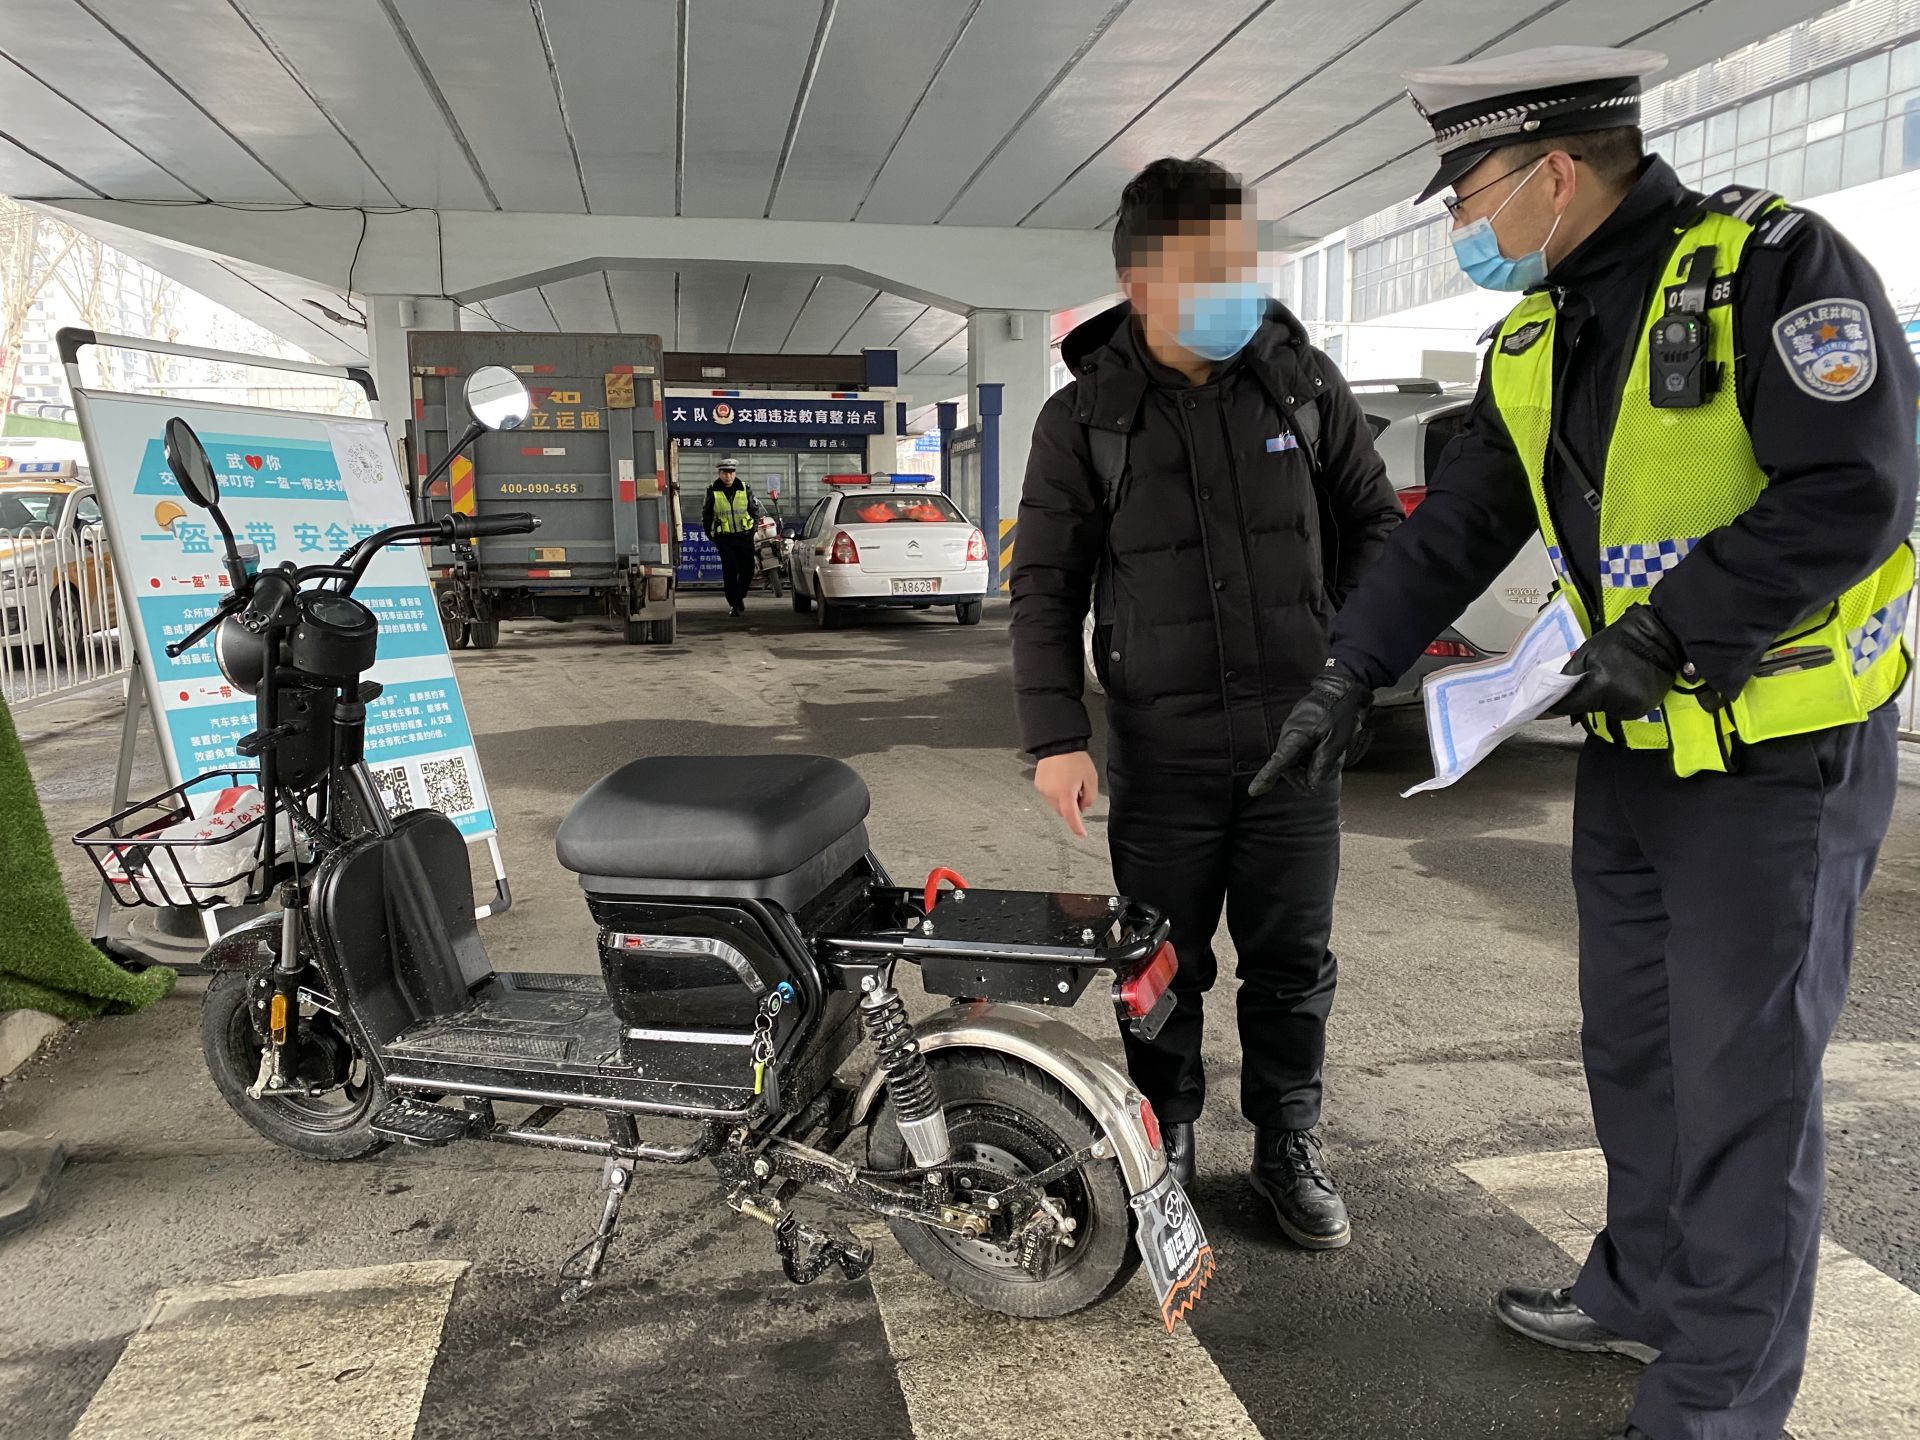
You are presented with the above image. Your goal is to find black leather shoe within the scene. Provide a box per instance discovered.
[1494,1286,1659,1364]
[1249,1127,1350,1249]
[1162,1120,1195,1187]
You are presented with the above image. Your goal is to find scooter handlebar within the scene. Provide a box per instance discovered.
[447,512,540,540]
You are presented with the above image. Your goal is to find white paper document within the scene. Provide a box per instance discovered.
[1404,595,1586,797]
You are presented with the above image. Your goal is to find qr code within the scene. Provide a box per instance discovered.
[420,755,477,816]
[370,764,414,814]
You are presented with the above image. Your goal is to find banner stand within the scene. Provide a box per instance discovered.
[60,329,510,970]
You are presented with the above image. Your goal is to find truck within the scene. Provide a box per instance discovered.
[408,332,678,648]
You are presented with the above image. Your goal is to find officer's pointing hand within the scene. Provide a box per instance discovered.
[1250,665,1372,797]
[1550,604,1687,721]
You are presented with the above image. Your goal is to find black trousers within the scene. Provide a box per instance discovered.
[1568,708,1896,1440]
[1107,758,1341,1131]
[715,533,755,610]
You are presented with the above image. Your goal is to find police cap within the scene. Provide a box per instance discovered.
[1406,45,1668,203]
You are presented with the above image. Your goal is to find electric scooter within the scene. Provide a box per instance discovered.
[77,367,1214,1331]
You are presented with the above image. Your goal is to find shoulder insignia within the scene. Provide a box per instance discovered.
[1753,207,1810,249]
[1772,297,1877,402]
[1500,318,1549,356]
[1700,185,1781,223]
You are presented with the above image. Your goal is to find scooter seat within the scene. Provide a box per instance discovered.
[556,754,871,898]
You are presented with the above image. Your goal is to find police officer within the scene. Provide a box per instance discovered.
[1011,158,1402,1247]
[1256,45,1915,1440]
[702,459,762,618]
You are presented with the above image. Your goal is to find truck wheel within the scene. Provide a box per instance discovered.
[645,615,677,645]
[624,617,647,645]
[442,614,470,650]
[792,584,813,615]
[469,618,501,650]
[956,600,984,627]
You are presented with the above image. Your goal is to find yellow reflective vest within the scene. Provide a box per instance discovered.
[709,485,754,536]
[1487,195,1912,777]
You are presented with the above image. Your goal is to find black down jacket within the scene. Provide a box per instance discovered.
[1009,301,1402,772]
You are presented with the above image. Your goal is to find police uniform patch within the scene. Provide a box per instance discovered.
[1502,319,1549,356]
[1772,298,1877,401]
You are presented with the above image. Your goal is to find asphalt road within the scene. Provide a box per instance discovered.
[6,593,1918,1440]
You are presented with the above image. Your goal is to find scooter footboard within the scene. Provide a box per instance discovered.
[850,1001,1164,1195]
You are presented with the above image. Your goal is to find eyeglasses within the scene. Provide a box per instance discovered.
[1442,153,1582,221]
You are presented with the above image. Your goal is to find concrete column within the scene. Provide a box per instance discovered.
[363,296,459,428]
[966,309,1049,529]
[866,394,900,476]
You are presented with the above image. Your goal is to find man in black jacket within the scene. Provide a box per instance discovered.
[1009,158,1402,1248]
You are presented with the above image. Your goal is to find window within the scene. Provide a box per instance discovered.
[1843,123,1884,189]
[1673,122,1704,165]
[1324,241,1345,323]
[1737,96,1771,146]
[71,496,102,531]
[834,493,963,525]
[1811,68,1849,120]
[1851,52,1891,106]
[1895,39,1920,93]
[1774,82,1809,133]
[803,498,831,538]
[1300,251,1322,322]
[1804,135,1844,195]
[1706,109,1738,158]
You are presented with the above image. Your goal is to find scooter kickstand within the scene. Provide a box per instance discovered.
[560,1124,637,1303]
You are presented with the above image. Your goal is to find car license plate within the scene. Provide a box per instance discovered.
[891,578,940,595]
[1132,1172,1214,1332]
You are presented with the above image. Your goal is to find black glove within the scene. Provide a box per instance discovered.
[1250,665,1372,797]
[1549,604,1687,721]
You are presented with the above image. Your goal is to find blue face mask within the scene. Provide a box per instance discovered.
[1175,282,1268,361]
[1449,160,1562,292]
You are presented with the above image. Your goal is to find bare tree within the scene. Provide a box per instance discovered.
[0,197,77,406]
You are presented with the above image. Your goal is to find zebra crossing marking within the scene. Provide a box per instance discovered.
[1458,1147,1920,1440]
[69,1260,467,1440]
[858,1225,1261,1440]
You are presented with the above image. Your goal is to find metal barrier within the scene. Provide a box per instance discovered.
[0,523,129,711]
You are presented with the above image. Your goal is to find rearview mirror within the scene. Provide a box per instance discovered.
[465,366,530,432]
[164,418,218,509]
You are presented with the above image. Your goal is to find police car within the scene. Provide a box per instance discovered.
[788,476,990,629]
[0,447,114,661]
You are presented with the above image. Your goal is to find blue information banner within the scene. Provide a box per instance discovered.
[79,390,499,841]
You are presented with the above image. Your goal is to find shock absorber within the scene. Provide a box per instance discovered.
[861,983,950,1168]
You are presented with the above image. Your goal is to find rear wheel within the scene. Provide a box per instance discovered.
[442,614,471,650]
[868,1051,1137,1319]
[469,618,501,650]
[955,600,984,627]
[201,969,388,1161]
[645,614,677,644]
[623,616,647,645]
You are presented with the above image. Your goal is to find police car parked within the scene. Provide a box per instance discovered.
[788,477,990,629]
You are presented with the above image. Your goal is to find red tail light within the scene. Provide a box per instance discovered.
[1424,638,1476,658]
[1398,486,1428,516]
[966,527,987,563]
[1118,941,1178,1019]
[1139,1097,1163,1155]
[829,530,860,566]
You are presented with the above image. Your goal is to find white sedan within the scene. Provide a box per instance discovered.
[789,486,989,629]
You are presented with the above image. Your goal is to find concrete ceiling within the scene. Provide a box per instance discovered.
[2,0,1824,380]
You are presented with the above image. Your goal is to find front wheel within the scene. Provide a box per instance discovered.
[868,1051,1138,1319]
[201,969,389,1161]
[792,581,813,615]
